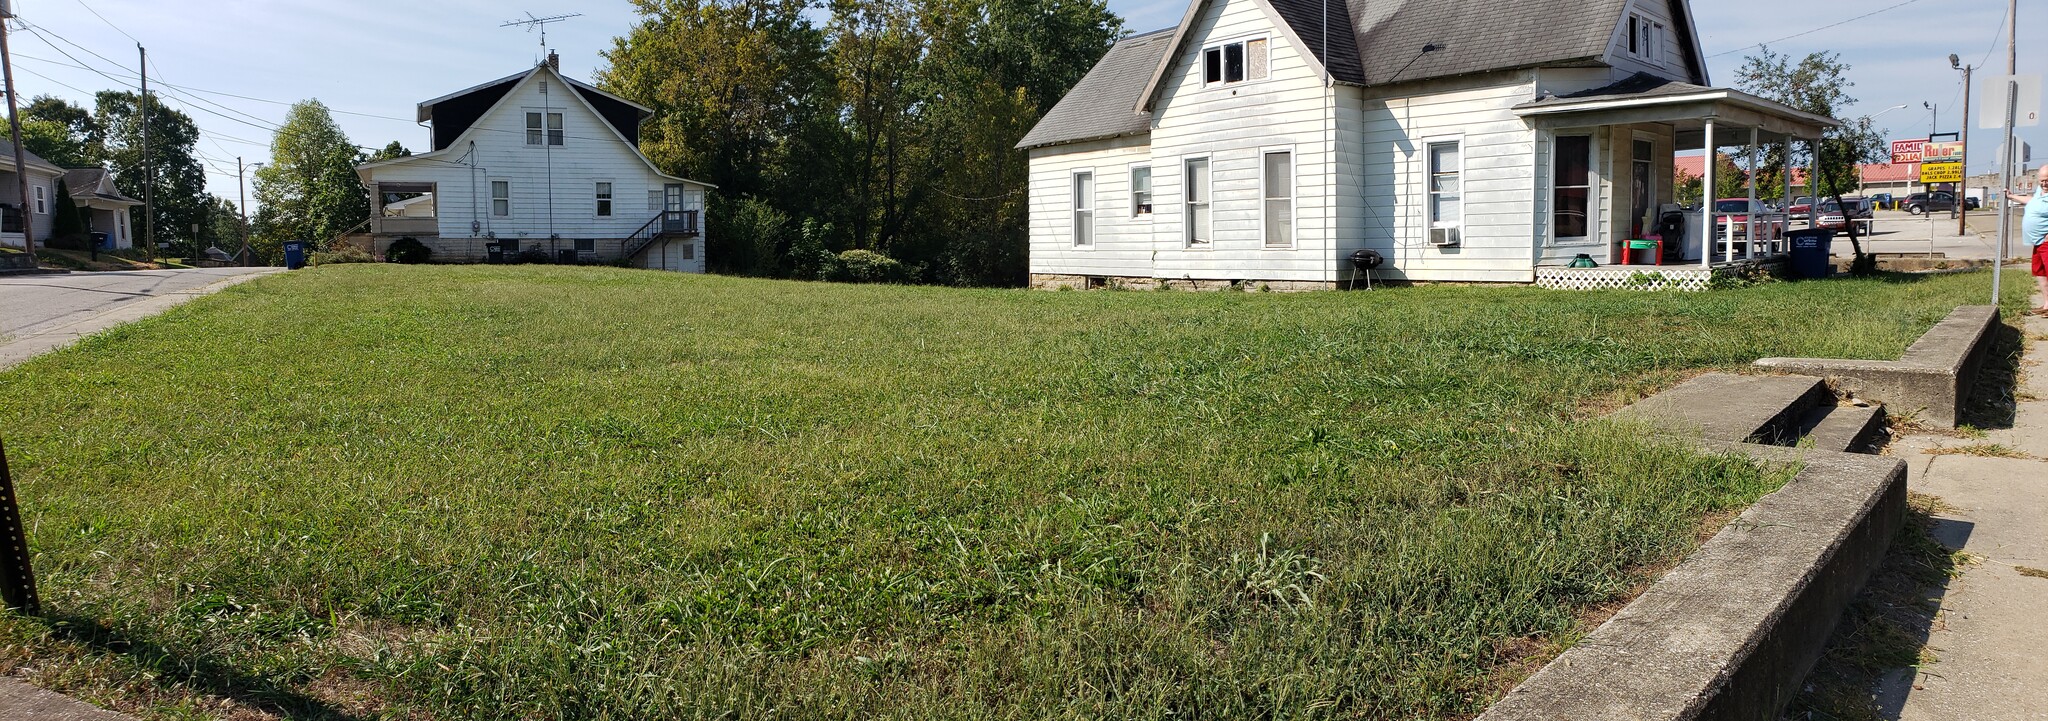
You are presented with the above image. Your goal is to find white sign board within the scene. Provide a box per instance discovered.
[1982,75,2042,128]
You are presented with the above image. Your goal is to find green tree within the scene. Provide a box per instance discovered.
[48,178,88,250]
[200,195,243,252]
[252,100,368,262]
[20,95,98,168]
[1735,47,1887,271]
[93,90,208,256]
[368,141,411,162]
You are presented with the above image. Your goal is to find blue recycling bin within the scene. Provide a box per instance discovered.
[1786,229,1834,279]
[283,241,307,270]
[92,232,111,250]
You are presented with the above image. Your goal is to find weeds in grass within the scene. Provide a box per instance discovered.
[0,265,2000,720]
[2017,566,2048,580]
[1927,443,2030,459]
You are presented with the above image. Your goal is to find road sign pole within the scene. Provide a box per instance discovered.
[0,437,39,616]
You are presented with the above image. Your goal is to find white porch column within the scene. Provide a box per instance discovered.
[1782,140,1794,253]
[1701,119,1715,268]
[1808,138,1822,229]
[1745,129,1759,260]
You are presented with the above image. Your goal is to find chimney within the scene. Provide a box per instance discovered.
[546,51,559,71]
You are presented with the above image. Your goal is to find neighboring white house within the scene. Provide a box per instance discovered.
[61,168,140,250]
[0,141,67,250]
[355,54,712,271]
[1021,0,1839,289]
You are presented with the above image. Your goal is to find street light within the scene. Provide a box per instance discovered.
[1950,53,1973,236]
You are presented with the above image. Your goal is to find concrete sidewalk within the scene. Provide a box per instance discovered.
[0,268,282,370]
[1882,305,2048,719]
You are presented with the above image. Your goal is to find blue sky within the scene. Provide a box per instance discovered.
[4,0,2041,206]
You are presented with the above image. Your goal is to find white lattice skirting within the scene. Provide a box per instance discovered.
[1535,260,1787,292]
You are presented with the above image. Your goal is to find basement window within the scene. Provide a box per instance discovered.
[575,238,595,252]
[1203,38,1269,86]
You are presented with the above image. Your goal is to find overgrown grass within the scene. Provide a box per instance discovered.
[0,266,2020,720]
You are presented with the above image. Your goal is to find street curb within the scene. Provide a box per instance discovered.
[1755,305,1999,427]
[0,269,285,371]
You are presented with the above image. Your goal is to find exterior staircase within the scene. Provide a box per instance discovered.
[1612,372,1889,454]
[622,209,701,260]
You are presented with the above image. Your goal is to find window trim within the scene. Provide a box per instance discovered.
[1260,145,1296,249]
[1626,13,1665,63]
[1070,169,1096,249]
[1548,132,1598,246]
[490,179,511,217]
[525,110,564,146]
[1130,164,1153,217]
[594,180,614,218]
[1423,135,1465,240]
[32,185,45,215]
[1183,155,1212,249]
[1200,34,1271,88]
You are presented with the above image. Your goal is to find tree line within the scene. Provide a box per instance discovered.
[599,0,1122,286]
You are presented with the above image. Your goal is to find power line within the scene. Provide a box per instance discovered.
[1708,0,1931,59]
[67,0,138,44]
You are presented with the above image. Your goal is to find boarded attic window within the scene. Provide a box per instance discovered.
[1247,38,1268,79]
[1203,39,1265,85]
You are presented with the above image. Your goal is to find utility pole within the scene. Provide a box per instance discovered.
[237,157,248,254]
[1994,0,2016,306]
[1956,57,1971,236]
[139,45,153,261]
[0,3,36,260]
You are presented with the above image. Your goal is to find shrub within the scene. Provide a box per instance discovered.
[309,246,374,265]
[49,178,89,251]
[788,219,840,281]
[834,249,909,284]
[387,237,433,264]
[513,248,552,264]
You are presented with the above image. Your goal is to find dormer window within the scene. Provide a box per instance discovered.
[1202,38,1268,86]
[526,111,563,146]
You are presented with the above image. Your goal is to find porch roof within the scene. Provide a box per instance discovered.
[1512,73,1839,145]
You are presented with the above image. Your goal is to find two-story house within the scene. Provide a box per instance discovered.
[1022,0,1839,289]
[356,55,712,271]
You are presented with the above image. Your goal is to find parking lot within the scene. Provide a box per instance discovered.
[1824,208,2003,260]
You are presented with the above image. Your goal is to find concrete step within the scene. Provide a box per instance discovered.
[1612,372,1832,445]
[1798,403,1889,454]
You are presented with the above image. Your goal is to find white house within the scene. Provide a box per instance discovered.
[0,140,66,250]
[62,168,140,250]
[1021,0,1839,289]
[355,55,712,271]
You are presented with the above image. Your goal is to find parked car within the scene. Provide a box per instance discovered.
[1965,196,1982,210]
[1710,198,1786,239]
[1868,192,1895,210]
[1815,197,1874,231]
[1785,195,1816,220]
[1903,191,1959,215]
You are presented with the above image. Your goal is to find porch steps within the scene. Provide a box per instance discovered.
[1610,372,1889,454]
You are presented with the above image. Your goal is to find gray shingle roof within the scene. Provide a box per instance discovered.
[1514,71,1713,109]
[1016,29,1174,150]
[1267,0,1366,84]
[0,140,62,174]
[1344,0,1636,86]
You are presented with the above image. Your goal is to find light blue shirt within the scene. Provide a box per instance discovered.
[2026,194,2048,248]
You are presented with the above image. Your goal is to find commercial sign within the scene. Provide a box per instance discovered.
[1891,138,1928,164]
[1919,162,1963,184]
[1923,140,1965,164]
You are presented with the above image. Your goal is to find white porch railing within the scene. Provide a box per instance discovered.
[1711,210,1792,261]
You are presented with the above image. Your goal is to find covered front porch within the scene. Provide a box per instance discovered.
[1513,74,1840,281]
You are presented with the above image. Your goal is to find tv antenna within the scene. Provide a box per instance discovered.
[501,12,581,50]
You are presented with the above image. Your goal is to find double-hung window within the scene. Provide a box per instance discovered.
[1184,158,1211,246]
[1131,166,1153,216]
[491,180,510,217]
[595,182,613,217]
[1262,150,1293,247]
[1202,38,1269,85]
[1552,135,1592,240]
[32,186,45,215]
[526,112,564,146]
[1427,141,1462,229]
[1627,14,1665,63]
[1072,172,1095,247]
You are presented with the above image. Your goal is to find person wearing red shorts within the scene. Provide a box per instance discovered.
[2012,166,2048,316]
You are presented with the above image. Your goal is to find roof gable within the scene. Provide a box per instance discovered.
[1137,0,1352,113]
[418,66,654,152]
[1018,29,1172,149]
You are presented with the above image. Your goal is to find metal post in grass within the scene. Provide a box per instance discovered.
[0,437,37,615]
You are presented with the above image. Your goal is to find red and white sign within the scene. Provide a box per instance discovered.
[1891,138,1928,164]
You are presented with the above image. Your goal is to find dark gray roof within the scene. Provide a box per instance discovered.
[0,140,62,174]
[61,168,142,204]
[1514,72,1714,109]
[1346,0,1640,86]
[1267,0,1365,84]
[1016,29,1174,150]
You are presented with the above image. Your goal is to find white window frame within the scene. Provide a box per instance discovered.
[1130,164,1153,217]
[1627,14,1665,63]
[490,179,511,217]
[525,110,564,146]
[1200,34,1271,88]
[32,185,46,215]
[117,210,126,240]
[1071,169,1095,248]
[1183,155,1212,248]
[1549,132,1598,245]
[594,180,614,218]
[1631,133,1658,238]
[1260,146,1296,249]
[1423,135,1464,238]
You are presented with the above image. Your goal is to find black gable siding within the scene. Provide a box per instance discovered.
[575,87,643,148]
[430,79,520,151]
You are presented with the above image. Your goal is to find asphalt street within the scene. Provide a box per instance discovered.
[0,267,283,368]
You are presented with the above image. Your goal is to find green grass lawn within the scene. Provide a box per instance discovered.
[0,266,2022,720]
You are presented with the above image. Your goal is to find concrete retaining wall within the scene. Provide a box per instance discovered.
[1478,447,1906,721]
[1755,305,1999,427]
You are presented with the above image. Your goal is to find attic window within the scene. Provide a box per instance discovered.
[526,111,564,146]
[1628,14,1664,63]
[1202,38,1269,86]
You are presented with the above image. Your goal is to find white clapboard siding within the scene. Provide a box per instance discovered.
[1357,72,1541,283]
[363,67,710,269]
[1026,135,1156,276]
[1146,0,1338,282]
[1604,0,1697,82]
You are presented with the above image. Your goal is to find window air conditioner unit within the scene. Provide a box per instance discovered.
[1429,223,1462,247]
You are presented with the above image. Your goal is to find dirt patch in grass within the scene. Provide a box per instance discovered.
[2017,566,2048,580]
